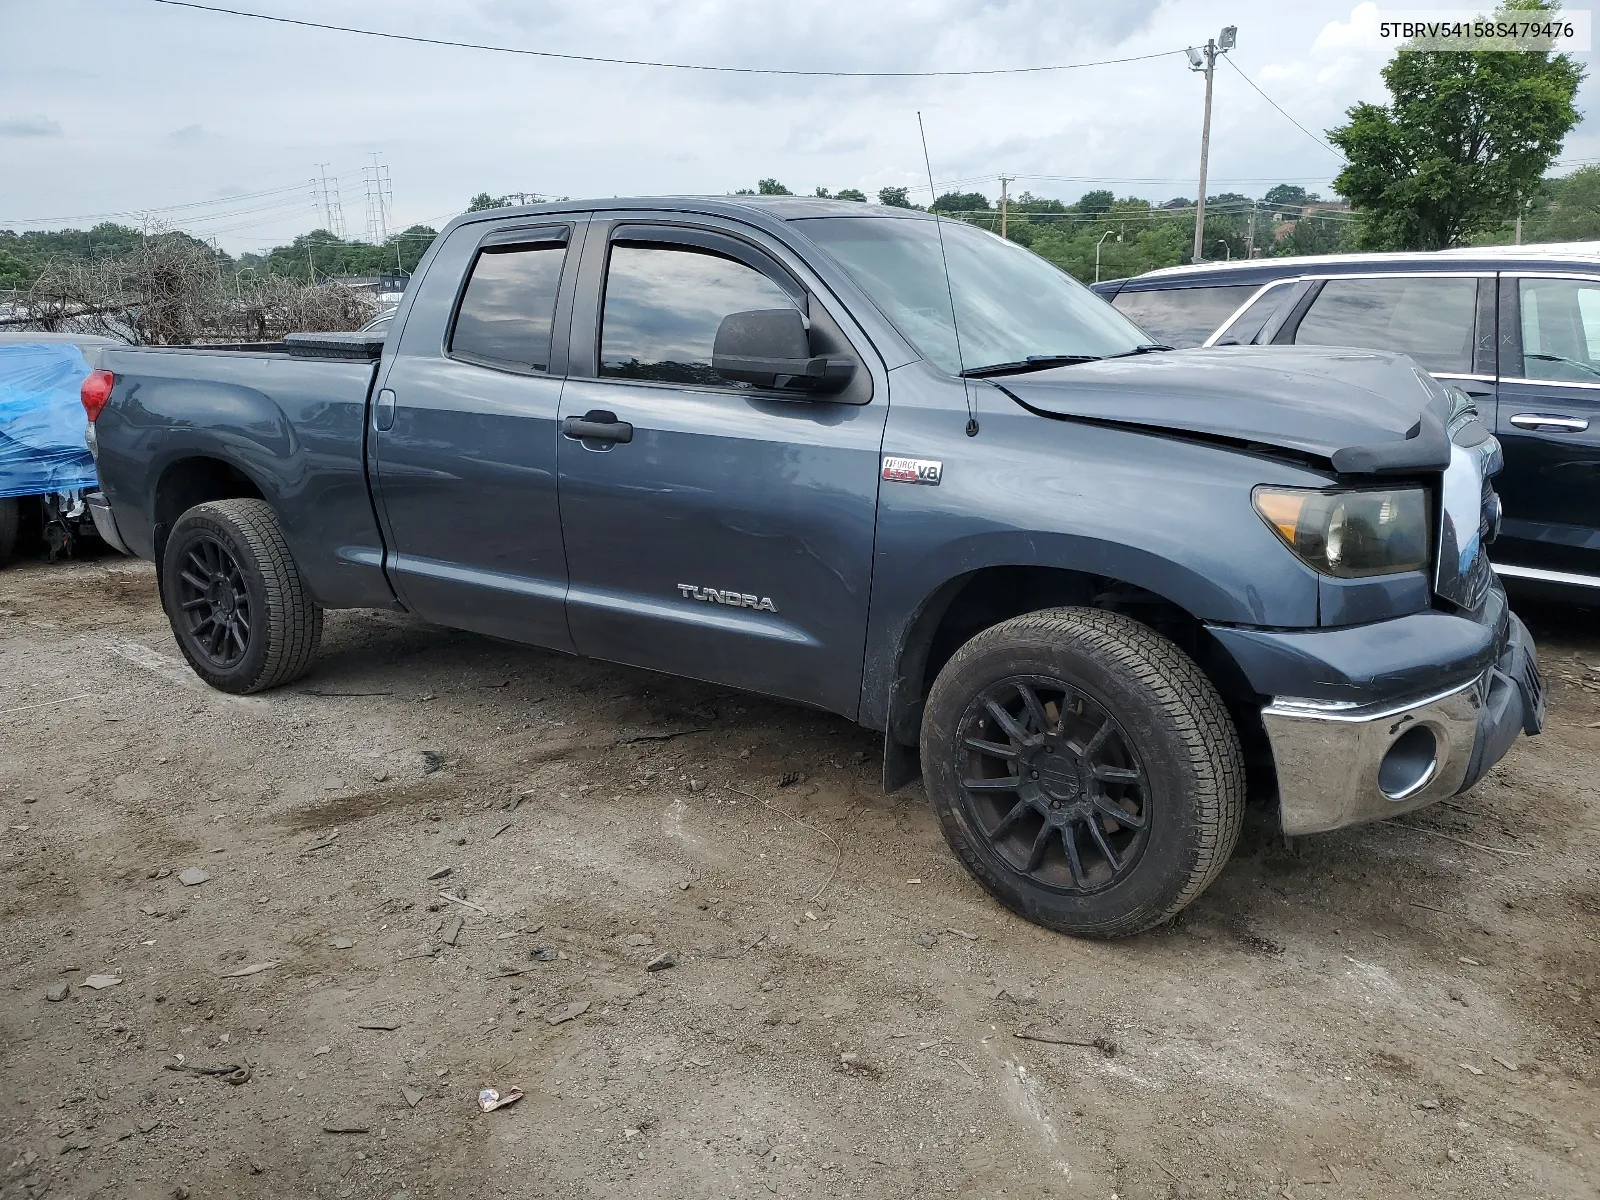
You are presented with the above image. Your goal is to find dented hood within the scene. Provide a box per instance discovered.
[995,345,1455,475]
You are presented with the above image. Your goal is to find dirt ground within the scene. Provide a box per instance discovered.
[1,550,1596,1200]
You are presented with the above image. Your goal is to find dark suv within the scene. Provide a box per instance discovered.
[1095,245,1600,594]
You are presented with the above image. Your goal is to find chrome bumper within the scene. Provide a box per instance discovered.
[85,490,130,555]
[1263,674,1489,836]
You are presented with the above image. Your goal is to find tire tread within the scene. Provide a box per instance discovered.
[170,499,321,692]
[0,497,18,567]
[924,607,1246,937]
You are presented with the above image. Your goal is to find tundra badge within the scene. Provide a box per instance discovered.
[678,585,778,613]
[882,456,942,485]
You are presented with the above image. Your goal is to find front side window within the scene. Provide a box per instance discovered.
[1111,284,1260,348]
[1292,276,1478,374]
[600,242,798,387]
[449,238,568,371]
[1517,276,1600,383]
[798,215,1145,375]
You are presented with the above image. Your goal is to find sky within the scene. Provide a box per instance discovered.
[1,0,1597,254]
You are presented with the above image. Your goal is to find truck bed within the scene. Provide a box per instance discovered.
[92,340,393,611]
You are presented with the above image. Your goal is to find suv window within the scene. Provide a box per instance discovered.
[1211,281,1295,345]
[1517,276,1600,383]
[450,239,568,372]
[601,242,798,386]
[1110,284,1258,348]
[1291,276,1477,373]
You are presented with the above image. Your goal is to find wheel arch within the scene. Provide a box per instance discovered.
[151,455,267,567]
[877,563,1271,798]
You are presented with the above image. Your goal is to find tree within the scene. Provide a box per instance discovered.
[467,193,508,212]
[757,178,791,195]
[1263,184,1321,217]
[834,188,867,203]
[877,186,916,208]
[1484,165,1600,242]
[931,191,991,214]
[1076,189,1114,215]
[1273,213,1357,256]
[1328,0,1583,249]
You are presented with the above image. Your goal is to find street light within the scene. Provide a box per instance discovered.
[1188,25,1237,264]
[1215,239,1232,261]
[1094,229,1121,283]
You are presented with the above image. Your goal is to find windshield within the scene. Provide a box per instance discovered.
[798,215,1149,374]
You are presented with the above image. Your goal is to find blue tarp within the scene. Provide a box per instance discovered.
[0,343,99,500]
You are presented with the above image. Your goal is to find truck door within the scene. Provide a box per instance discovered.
[1492,273,1600,586]
[369,219,585,650]
[555,218,888,718]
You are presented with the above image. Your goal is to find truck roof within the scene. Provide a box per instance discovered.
[438,195,937,233]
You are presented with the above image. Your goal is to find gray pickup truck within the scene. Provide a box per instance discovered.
[84,196,1543,937]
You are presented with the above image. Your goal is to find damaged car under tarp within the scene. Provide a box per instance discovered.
[0,337,113,566]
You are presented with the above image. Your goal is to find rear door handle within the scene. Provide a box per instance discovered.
[1509,413,1589,432]
[374,388,396,432]
[563,411,633,444]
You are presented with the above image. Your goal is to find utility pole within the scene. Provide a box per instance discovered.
[1188,26,1236,264]
[998,175,1012,239]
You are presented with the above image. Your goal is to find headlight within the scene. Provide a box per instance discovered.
[1253,486,1430,578]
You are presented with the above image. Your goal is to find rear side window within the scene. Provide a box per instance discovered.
[1291,276,1477,374]
[600,242,798,386]
[449,240,568,372]
[1110,284,1259,348]
[1517,276,1600,383]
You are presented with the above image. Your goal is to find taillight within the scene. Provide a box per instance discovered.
[81,369,114,423]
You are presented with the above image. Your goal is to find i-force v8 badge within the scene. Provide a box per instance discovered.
[881,457,943,485]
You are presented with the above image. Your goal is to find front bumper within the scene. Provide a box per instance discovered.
[1261,613,1543,836]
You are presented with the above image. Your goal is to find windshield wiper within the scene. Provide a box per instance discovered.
[961,354,1102,378]
[1103,343,1175,359]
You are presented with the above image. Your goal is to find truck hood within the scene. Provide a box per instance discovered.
[994,345,1455,475]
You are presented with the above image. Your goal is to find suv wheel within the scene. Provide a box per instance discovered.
[0,498,18,567]
[921,607,1245,937]
[160,498,322,693]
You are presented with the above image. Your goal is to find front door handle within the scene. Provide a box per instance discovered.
[1510,413,1589,432]
[563,410,633,444]
[373,388,396,432]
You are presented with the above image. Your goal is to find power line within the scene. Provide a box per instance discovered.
[1223,56,1347,163]
[143,0,1188,77]
[0,179,327,227]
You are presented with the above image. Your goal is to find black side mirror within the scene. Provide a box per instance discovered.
[712,308,856,393]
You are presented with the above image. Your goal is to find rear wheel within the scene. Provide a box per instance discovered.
[160,498,322,693]
[0,498,17,567]
[921,607,1245,938]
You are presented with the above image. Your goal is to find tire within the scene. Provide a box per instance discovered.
[160,498,323,693]
[920,607,1245,938]
[0,497,17,568]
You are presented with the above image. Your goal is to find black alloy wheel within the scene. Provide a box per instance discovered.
[160,498,322,693]
[958,676,1150,894]
[921,607,1246,937]
[174,533,254,668]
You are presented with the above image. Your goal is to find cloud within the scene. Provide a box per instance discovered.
[0,116,62,138]
[1313,3,1385,54]
[167,124,221,145]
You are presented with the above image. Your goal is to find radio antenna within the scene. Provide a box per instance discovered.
[917,111,978,437]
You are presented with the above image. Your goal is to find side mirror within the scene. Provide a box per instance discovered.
[712,309,856,393]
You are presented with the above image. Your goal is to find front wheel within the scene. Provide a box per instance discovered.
[921,607,1245,938]
[160,498,322,693]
